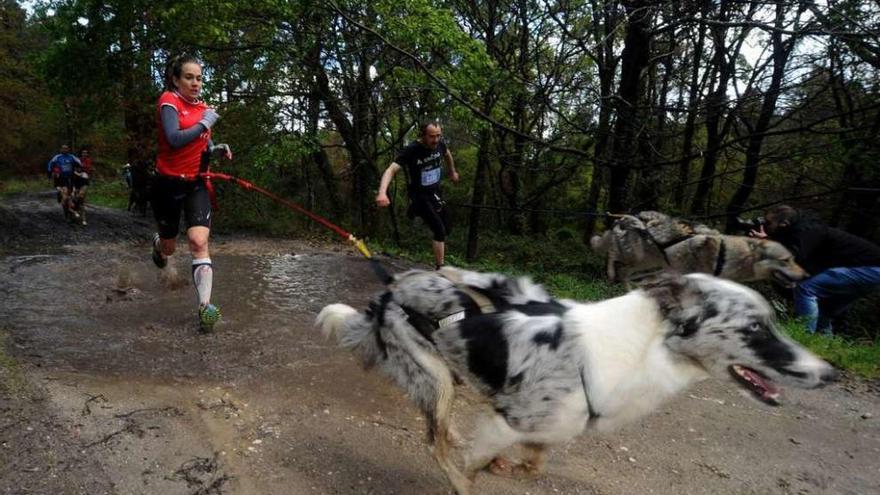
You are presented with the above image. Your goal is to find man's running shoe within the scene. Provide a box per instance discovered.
[199,304,221,333]
[151,233,167,269]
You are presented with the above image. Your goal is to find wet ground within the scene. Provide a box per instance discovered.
[1,191,879,495]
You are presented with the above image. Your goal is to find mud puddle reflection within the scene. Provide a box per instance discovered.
[0,244,386,381]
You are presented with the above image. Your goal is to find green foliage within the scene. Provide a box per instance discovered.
[0,177,47,197]
[0,174,128,209]
[85,176,128,209]
[782,320,880,379]
[0,0,64,171]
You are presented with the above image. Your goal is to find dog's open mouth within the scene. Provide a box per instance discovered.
[730,365,781,405]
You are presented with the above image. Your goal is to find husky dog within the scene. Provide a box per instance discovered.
[590,211,807,286]
[317,267,836,495]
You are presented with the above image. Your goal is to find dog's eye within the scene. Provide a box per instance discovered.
[748,323,762,333]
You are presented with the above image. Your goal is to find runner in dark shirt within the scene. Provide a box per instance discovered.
[751,205,880,333]
[376,122,460,270]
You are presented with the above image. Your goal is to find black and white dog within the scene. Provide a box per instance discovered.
[316,267,837,495]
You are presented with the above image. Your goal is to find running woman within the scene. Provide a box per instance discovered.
[151,54,232,332]
[71,148,93,225]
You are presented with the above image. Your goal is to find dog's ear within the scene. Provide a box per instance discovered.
[639,272,688,315]
[639,273,704,337]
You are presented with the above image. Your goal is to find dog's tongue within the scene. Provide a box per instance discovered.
[732,365,781,404]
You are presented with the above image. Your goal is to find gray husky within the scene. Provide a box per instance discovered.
[590,211,808,286]
[316,267,836,494]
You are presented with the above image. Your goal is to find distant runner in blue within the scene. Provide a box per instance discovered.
[47,144,82,221]
[376,122,460,270]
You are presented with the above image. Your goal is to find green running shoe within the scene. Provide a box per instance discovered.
[199,303,222,332]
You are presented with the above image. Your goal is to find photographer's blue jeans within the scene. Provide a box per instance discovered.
[794,266,880,334]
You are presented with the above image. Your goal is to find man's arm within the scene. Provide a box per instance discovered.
[443,149,459,183]
[376,162,402,207]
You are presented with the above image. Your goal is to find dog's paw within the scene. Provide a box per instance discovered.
[512,460,544,478]
[487,457,513,476]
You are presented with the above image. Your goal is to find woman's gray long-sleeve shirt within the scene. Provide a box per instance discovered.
[161,105,209,149]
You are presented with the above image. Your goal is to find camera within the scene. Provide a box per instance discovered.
[732,216,765,232]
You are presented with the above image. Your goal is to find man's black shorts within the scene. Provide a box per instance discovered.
[152,175,212,239]
[408,194,450,242]
[54,175,73,190]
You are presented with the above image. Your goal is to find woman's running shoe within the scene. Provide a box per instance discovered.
[199,303,221,333]
[151,233,167,269]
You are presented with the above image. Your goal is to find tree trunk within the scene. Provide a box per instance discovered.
[467,127,492,260]
[724,3,797,231]
[305,30,341,215]
[606,1,653,214]
[314,62,377,233]
[690,2,731,215]
[582,0,619,240]
[675,6,708,210]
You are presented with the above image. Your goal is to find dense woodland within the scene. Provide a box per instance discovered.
[2,0,880,258]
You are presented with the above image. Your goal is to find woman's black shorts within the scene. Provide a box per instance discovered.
[152,175,212,239]
[72,175,90,189]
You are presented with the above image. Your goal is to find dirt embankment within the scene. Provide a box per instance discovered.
[1,191,879,495]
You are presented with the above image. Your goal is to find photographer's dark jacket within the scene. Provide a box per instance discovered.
[773,223,880,275]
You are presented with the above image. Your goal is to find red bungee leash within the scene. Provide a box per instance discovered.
[199,171,392,284]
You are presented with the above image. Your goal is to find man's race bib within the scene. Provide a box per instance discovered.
[421,167,441,186]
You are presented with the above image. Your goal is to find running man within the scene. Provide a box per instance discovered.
[376,122,460,270]
[47,144,81,222]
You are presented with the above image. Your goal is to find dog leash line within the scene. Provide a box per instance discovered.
[200,171,393,285]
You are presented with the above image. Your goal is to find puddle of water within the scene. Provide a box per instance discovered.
[0,245,390,378]
[5,254,54,273]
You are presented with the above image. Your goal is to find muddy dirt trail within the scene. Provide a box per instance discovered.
[1,191,879,495]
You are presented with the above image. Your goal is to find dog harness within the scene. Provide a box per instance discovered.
[386,270,603,425]
[374,274,498,353]
[643,229,694,266]
[643,225,728,277]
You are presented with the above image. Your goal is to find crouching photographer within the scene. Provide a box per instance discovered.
[749,205,880,334]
